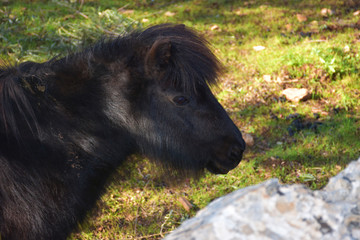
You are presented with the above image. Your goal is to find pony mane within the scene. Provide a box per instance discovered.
[91,24,223,94]
[137,24,223,93]
[0,66,40,143]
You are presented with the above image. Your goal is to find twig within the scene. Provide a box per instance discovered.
[178,196,193,212]
[160,210,173,238]
[79,0,84,9]
[76,10,88,19]
[94,25,119,36]
[134,206,139,237]
[137,168,145,178]
[118,3,130,12]
[54,0,88,19]
[58,26,81,40]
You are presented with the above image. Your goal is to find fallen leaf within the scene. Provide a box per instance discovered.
[311,107,329,116]
[296,14,307,22]
[179,196,193,212]
[125,214,134,221]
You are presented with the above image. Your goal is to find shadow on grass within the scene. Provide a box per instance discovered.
[233,104,360,162]
[227,100,359,188]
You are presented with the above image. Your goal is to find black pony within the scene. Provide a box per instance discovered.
[0,24,245,240]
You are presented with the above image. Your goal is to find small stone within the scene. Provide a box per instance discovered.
[281,88,310,103]
[320,8,334,17]
[253,46,266,51]
[242,133,254,147]
[210,24,219,31]
[263,75,272,82]
[164,11,175,17]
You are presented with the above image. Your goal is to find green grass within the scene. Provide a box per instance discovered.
[1,0,360,239]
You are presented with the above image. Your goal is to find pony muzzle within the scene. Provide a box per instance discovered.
[207,141,244,174]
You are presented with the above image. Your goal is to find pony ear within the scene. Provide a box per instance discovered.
[145,38,172,79]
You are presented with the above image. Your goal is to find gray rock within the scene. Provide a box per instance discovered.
[281,88,311,103]
[165,158,360,240]
[242,133,255,147]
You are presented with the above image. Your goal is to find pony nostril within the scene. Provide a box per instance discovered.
[228,144,244,161]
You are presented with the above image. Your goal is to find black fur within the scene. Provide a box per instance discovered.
[0,24,245,239]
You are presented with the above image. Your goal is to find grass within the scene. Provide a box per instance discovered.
[1,0,360,239]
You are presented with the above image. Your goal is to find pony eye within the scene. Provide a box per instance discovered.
[173,96,189,106]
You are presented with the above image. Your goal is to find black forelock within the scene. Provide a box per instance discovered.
[137,24,223,93]
[89,24,222,94]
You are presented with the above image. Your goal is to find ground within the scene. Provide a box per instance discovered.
[1,0,360,239]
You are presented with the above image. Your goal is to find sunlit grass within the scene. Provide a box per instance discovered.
[1,0,360,239]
